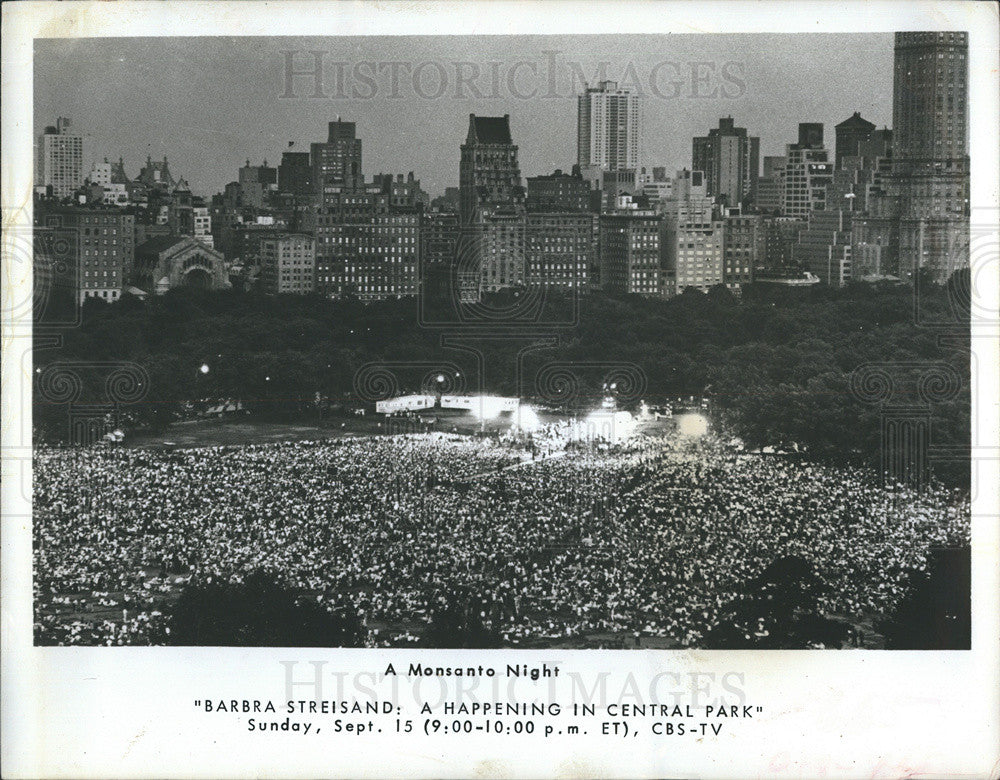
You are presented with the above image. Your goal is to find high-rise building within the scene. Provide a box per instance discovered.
[893,33,968,161]
[835,112,877,169]
[660,170,725,295]
[722,211,764,291]
[315,210,420,300]
[260,234,316,295]
[856,32,969,282]
[421,210,460,267]
[577,81,641,176]
[459,114,524,225]
[311,120,363,194]
[525,212,596,290]
[36,118,91,199]
[34,202,135,303]
[692,117,760,208]
[599,206,665,297]
[311,179,421,300]
[459,114,526,293]
[782,124,833,218]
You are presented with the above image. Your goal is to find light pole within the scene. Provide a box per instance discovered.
[197,363,210,412]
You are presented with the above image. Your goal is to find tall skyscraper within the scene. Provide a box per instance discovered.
[855,32,969,282]
[311,120,363,194]
[893,31,969,279]
[893,32,968,161]
[459,114,526,293]
[36,117,91,199]
[459,114,524,224]
[691,117,760,208]
[834,112,877,169]
[577,81,641,176]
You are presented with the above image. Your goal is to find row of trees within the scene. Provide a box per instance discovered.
[34,272,970,487]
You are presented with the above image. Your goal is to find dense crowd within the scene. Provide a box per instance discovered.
[33,432,970,647]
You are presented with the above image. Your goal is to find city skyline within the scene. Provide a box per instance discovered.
[34,34,893,198]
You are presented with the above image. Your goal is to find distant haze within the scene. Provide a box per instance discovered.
[34,34,892,198]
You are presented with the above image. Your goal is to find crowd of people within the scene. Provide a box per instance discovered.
[33,431,970,647]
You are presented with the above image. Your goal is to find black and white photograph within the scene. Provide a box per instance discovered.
[3,2,998,777]
[28,31,976,650]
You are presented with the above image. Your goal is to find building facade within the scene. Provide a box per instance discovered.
[260,234,316,295]
[372,172,430,210]
[34,203,135,303]
[311,120,363,194]
[792,209,854,287]
[134,236,229,294]
[755,155,786,215]
[761,216,807,271]
[526,168,592,213]
[238,160,278,210]
[599,208,665,297]
[835,112,877,169]
[459,114,526,294]
[857,31,969,282]
[312,186,421,300]
[577,81,642,175]
[692,117,760,208]
[782,124,833,219]
[722,212,763,291]
[525,212,596,290]
[36,118,91,199]
[421,210,460,267]
[278,150,313,195]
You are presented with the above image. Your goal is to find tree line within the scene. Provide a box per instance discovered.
[34,270,970,489]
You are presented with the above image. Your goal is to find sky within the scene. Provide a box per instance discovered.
[34,34,893,198]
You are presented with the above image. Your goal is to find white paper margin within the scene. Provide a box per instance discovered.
[2,2,998,778]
